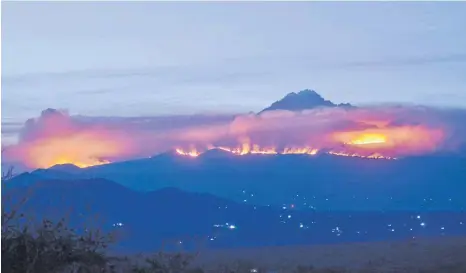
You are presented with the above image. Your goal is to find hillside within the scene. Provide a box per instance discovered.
[7,152,466,211]
[3,178,466,252]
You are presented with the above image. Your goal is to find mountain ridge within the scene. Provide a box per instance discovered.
[6,153,466,211]
[3,177,466,252]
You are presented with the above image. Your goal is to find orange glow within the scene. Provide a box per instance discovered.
[47,157,110,168]
[328,151,396,160]
[174,144,397,160]
[6,107,450,169]
[176,143,323,157]
[346,133,387,145]
[250,144,278,155]
[175,148,200,157]
[332,125,444,155]
[19,132,124,168]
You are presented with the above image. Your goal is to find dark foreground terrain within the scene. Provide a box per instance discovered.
[92,237,466,272]
[190,236,466,272]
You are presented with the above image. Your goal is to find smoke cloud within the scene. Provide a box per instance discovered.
[3,105,466,169]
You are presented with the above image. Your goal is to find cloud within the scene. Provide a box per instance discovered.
[3,105,466,169]
[338,53,466,69]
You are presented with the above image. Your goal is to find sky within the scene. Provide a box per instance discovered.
[2,2,466,143]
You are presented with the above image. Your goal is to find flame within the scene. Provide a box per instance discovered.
[282,147,319,155]
[174,144,397,160]
[4,106,451,169]
[175,148,200,157]
[327,151,396,160]
[250,144,278,155]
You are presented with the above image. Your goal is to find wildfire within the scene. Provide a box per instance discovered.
[175,148,201,157]
[327,151,396,160]
[216,142,278,155]
[282,147,319,155]
[5,107,447,169]
[332,126,444,155]
[174,145,396,160]
[251,144,278,155]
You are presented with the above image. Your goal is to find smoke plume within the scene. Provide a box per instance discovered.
[3,105,466,169]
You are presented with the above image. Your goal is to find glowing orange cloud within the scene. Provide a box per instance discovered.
[345,133,387,145]
[12,130,130,168]
[332,125,445,156]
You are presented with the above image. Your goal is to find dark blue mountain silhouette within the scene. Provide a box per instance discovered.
[6,153,466,211]
[3,178,466,252]
[259,89,352,113]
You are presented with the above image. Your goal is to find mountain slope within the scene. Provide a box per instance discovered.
[8,153,466,211]
[3,179,466,252]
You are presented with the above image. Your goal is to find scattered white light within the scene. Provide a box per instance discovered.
[441,227,445,230]
[287,215,292,219]
[228,224,237,230]
[416,215,421,219]
[113,222,124,227]
[332,226,342,236]
[299,223,304,228]
[420,222,426,227]
[390,229,395,232]
[250,269,258,273]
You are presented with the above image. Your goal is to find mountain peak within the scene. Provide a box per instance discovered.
[260,89,352,113]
